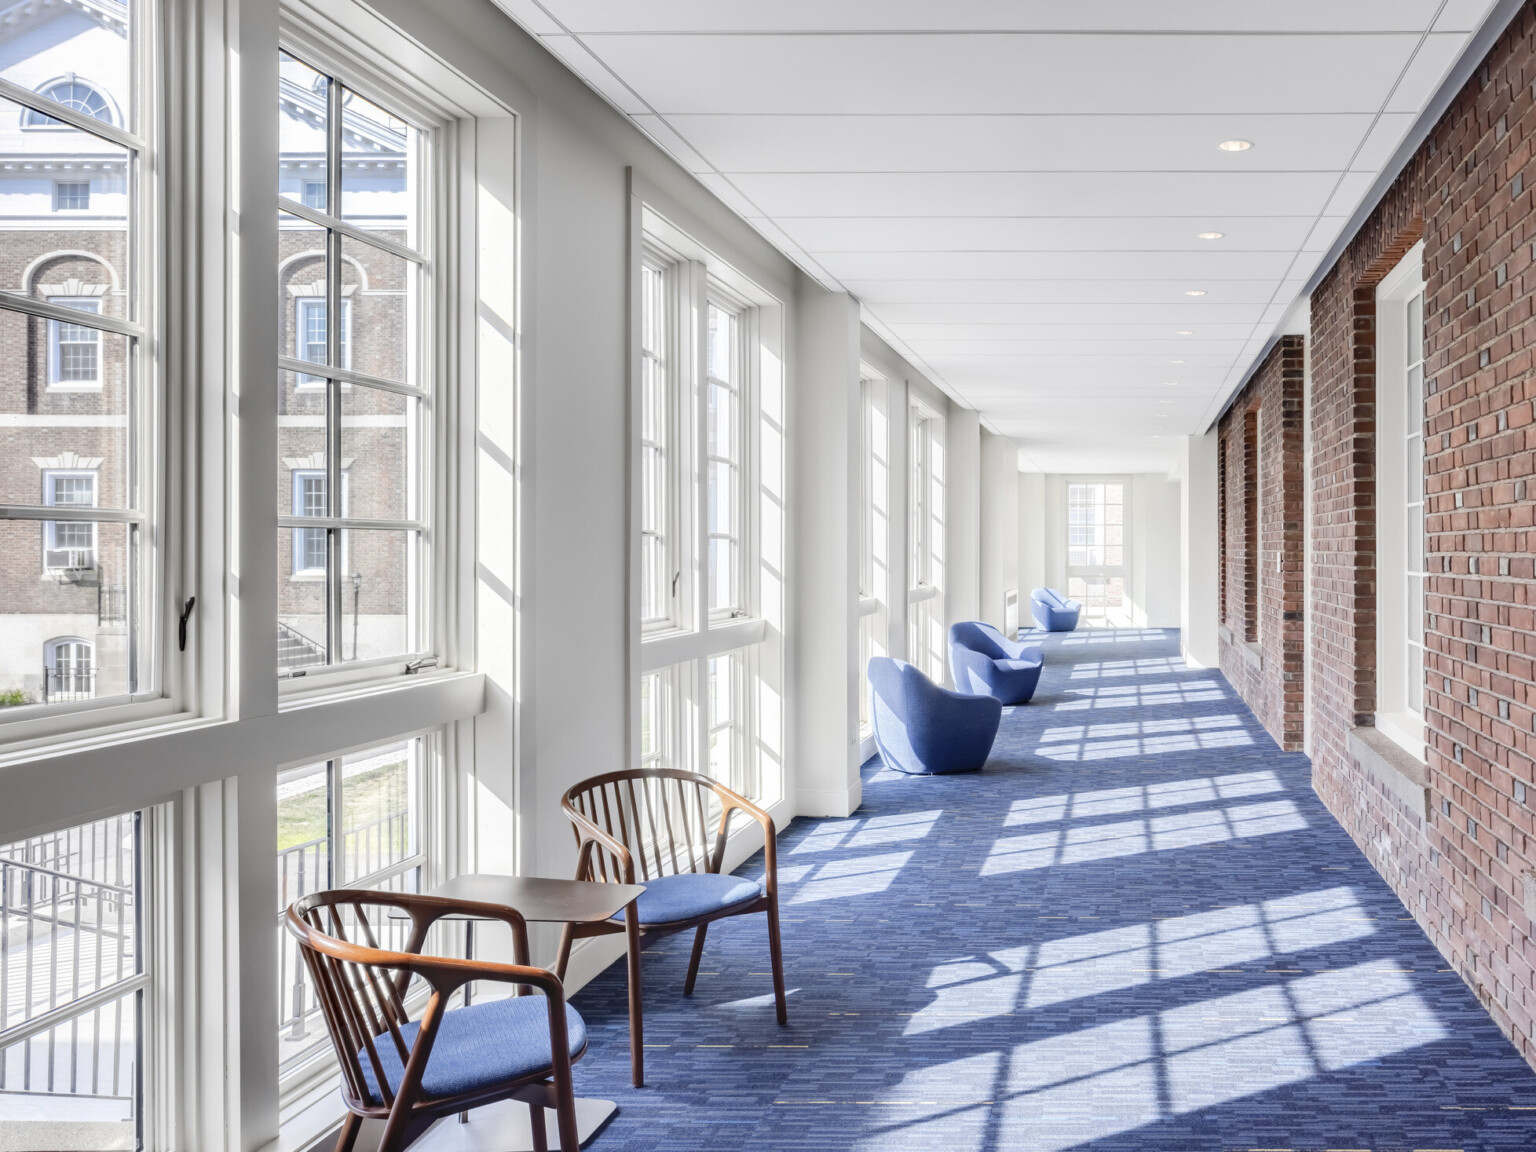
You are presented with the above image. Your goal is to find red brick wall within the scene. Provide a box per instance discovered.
[1308,3,1536,1067]
[1217,336,1306,750]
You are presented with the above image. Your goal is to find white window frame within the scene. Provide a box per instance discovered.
[857,369,887,739]
[47,297,105,390]
[636,207,778,806]
[705,288,750,621]
[43,469,100,571]
[293,295,351,387]
[290,468,349,577]
[53,179,92,211]
[639,255,681,632]
[275,39,436,686]
[907,402,945,683]
[1375,241,1428,758]
[1064,478,1129,625]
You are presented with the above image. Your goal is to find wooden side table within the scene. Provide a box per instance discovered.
[410,874,644,1152]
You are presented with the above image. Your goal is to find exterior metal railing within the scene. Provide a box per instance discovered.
[42,667,96,704]
[98,585,127,627]
[1,815,141,1101]
[276,808,413,1049]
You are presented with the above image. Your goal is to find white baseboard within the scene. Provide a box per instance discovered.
[796,783,862,818]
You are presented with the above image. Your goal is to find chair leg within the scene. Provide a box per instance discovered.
[552,1071,581,1151]
[625,917,645,1087]
[528,1101,549,1152]
[766,899,788,1025]
[683,924,709,995]
[333,1113,362,1152]
[553,922,575,982]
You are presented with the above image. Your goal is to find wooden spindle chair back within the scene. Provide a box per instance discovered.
[285,889,580,1152]
[563,768,735,885]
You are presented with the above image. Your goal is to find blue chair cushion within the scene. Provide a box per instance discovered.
[358,995,586,1104]
[614,872,763,925]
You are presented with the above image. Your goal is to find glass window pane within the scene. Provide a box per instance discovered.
[0,521,130,705]
[709,536,735,612]
[708,461,735,536]
[708,382,734,459]
[1407,363,1424,427]
[1408,433,1424,501]
[336,528,422,661]
[278,213,331,373]
[342,384,416,521]
[279,54,330,209]
[1408,511,1424,575]
[339,740,418,883]
[0,310,130,508]
[1407,575,1424,644]
[1407,644,1424,714]
[339,87,419,251]
[1407,292,1424,366]
[277,760,330,911]
[341,234,419,387]
[0,812,141,1138]
[707,304,733,383]
[279,532,329,671]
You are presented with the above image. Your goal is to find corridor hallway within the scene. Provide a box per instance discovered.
[570,629,1536,1151]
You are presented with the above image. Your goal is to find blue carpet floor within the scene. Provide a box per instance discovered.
[568,627,1536,1151]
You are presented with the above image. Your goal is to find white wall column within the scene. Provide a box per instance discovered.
[979,429,1020,629]
[946,408,982,627]
[1180,430,1220,669]
[790,287,862,817]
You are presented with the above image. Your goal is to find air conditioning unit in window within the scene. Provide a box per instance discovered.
[46,549,98,578]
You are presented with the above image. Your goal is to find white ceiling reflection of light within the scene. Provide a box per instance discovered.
[489,0,1503,472]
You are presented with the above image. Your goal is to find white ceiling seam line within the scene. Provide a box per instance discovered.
[1202,0,1524,434]
[521,0,863,297]
[1196,0,1450,431]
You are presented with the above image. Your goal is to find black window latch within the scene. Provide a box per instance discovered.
[178,596,196,652]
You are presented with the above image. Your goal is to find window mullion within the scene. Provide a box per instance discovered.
[325,76,344,667]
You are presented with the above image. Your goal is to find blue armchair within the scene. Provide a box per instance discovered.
[868,657,1001,775]
[948,621,1045,705]
[1030,587,1081,632]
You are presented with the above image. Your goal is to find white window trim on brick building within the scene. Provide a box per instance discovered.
[1376,241,1428,759]
[46,296,105,389]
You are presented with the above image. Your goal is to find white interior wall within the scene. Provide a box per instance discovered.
[1021,471,1184,629]
[980,429,1020,629]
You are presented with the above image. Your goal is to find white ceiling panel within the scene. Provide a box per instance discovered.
[499,0,1509,472]
[728,171,1346,220]
[1387,34,1475,113]
[845,279,1281,305]
[538,1,1450,34]
[758,215,1330,253]
[820,250,1300,282]
[870,303,1268,325]
[638,113,1387,174]
[574,34,1423,116]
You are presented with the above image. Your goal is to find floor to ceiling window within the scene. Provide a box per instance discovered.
[636,209,783,805]
[1066,480,1127,625]
[857,370,889,738]
[908,403,946,683]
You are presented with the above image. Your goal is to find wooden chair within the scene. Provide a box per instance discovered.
[285,889,586,1152]
[554,768,787,1087]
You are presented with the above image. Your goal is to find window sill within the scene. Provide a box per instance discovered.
[0,698,202,769]
[44,383,103,392]
[640,616,767,671]
[1347,725,1430,821]
[1240,640,1263,671]
[278,665,480,713]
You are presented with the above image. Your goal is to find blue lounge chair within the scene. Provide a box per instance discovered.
[1030,587,1081,632]
[948,621,1045,705]
[868,657,1001,775]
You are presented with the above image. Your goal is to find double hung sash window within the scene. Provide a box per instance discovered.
[277,53,431,674]
[637,217,779,804]
[1375,244,1428,755]
[0,9,151,715]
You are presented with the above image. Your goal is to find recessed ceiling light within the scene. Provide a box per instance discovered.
[1169,359,1185,364]
[1217,139,1253,152]
[1185,289,1207,296]
[1197,231,1225,240]
[1175,330,1194,336]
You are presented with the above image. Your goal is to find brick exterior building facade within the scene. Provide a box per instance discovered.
[1217,336,1306,751]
